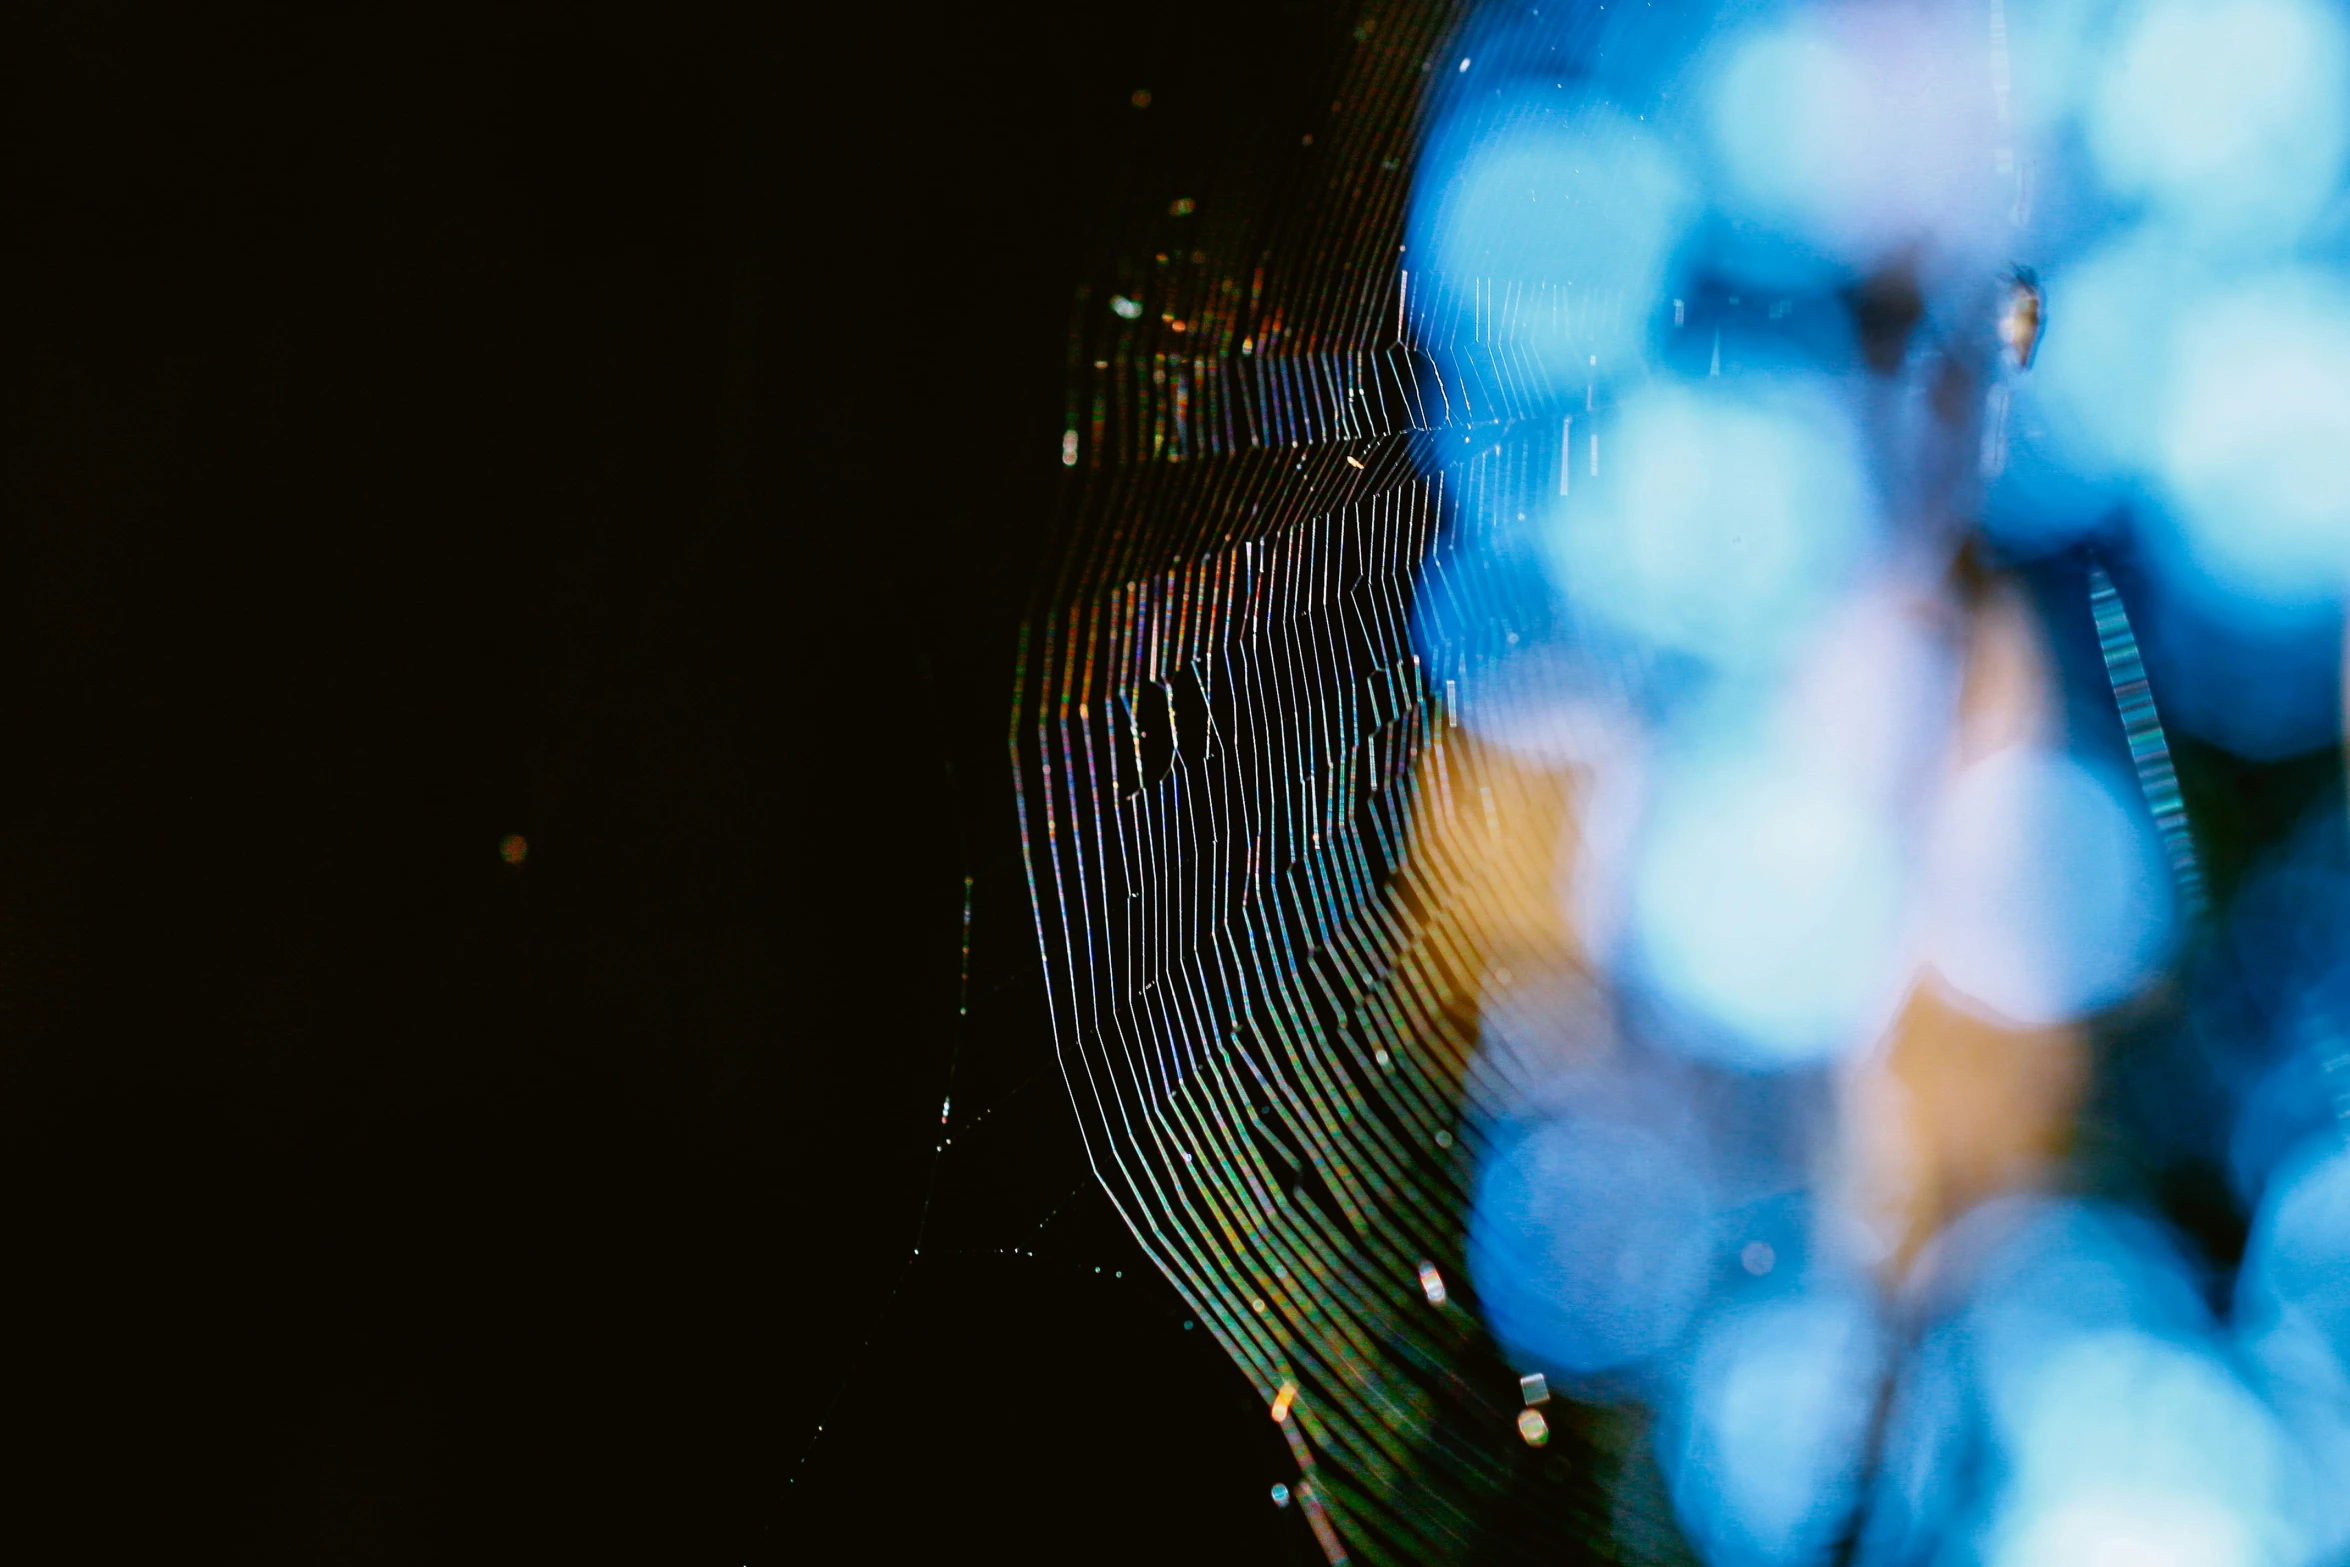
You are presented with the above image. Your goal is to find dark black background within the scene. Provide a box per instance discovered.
[4,2,1349,1560]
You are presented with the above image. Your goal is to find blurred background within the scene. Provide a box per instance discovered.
[3,1,1356,1560]
[20,1,2350,1562]
[1008,0,2350,1561]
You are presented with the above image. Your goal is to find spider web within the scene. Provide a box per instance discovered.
[1011,5,1688,1560]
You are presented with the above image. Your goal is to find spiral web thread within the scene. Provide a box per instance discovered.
[1011,6,1695,1561]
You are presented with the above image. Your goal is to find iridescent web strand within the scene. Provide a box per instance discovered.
[2088,562,2207,923]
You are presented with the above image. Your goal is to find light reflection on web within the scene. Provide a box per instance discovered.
[1015,1,2350,1561]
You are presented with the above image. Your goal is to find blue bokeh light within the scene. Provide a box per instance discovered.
[2240,1137,2350,1365]
[1863,1200,2313,1567]
[1662,1289,1886,1567]
[2237,1136,2350,1560]
[1629,741,1908,1069]
[2085,0,2350,250]
[1981,1329,2305,1567]
[1541,378,1875,675]
[1703,7,2005,269]
[1412,90,1699,381]
[2147,270,2350,628]
[1468,1115,1716,1378]
[1952,1199,2215,1363]
[2029,233,2204,482]
[1923,746,2173,1025]
[2005,243,2350,758]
